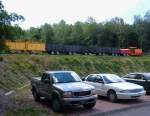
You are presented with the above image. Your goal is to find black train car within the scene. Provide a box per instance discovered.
[46,44,64,54]
[64,45,82,54]
[46,43,82,55]
[46,43,119,55]
[80,46,96,55]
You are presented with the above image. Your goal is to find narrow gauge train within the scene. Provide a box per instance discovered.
[46,43,143,56]
[5,41,143,56]
[46,44,118,55]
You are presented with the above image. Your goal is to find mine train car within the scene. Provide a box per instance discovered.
[6,41,45,53]
[46,44,143,56]
[46,44,118,55]
[5,40,143,56]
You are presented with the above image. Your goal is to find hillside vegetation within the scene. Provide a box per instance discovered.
[0,54,150,91]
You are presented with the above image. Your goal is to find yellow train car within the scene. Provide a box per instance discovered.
[5,41,46,53]
[6,41,26,51]
[27,42,45,52]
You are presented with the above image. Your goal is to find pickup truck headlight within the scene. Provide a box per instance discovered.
[63,91,73,98]
[91,89,97,95]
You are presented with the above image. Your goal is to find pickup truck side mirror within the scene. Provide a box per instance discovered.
[44,79,51,84]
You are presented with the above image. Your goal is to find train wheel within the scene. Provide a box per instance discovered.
[51,51,54,55]
[56,51,59,55]
[84,53,87,55]
[69,52,72,55]
[98,53,101,55]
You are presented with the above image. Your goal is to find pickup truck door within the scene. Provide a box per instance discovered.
[40,74,52,98]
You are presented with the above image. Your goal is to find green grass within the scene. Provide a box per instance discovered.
[1,54,150,91]
[5,107,49,116]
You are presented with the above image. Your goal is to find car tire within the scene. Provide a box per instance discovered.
[32,89,41,102]
[107,90,117,102]
[83,102,96,109]
[51,97,62,112]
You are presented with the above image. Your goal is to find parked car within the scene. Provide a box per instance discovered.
[122,73,150,94]
[84,74,145,102]
[31,71,97,112]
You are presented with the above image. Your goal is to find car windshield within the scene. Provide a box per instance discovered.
[102,74,125,84]
[53,72,82,83]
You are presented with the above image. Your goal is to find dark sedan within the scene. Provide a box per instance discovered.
[122,73,150,94]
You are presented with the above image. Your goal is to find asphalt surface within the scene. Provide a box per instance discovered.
[31,95,150,116]
[105,104,150,116]
[0,90,17,116]
[1,88,150,116]
[61,96,150,116]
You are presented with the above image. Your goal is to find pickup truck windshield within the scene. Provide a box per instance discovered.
[53,72,82,83]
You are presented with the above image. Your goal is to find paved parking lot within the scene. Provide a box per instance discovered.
[3,88,150,116]
[105,104,150,116]
[58,95,150,116]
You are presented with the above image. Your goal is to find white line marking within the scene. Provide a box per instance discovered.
[17,84,30,90]
[4,90,15,96]
[4,83,30,96]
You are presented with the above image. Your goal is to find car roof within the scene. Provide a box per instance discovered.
[129,72,150,75]
[45,71,74,74]
[88,74,118,77]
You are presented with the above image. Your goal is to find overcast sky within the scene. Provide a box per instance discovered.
[3,0,150,29]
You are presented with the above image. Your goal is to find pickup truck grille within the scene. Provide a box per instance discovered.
[74,91,91,96]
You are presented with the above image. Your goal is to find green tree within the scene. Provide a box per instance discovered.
[0,0,24,52]
[41,23,54,43]
[134,10,150,51]
[27,27,41,41]
[53,20,72,44]
[68,22,84,45]
[83,17,99,46]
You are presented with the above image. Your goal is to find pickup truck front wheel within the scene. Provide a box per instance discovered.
[83,102,96,109]
[32,89,40,102]
[51,98,62,112]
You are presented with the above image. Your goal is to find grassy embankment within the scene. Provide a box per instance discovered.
[1,54,150,116]
[0,54,150,91]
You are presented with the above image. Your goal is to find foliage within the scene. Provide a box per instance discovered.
[15,10,150,52]
[1,54,150,91]
[1,0,150,51]
[0,1,24,52]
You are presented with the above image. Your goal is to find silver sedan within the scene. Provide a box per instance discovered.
[84,74,146,102]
